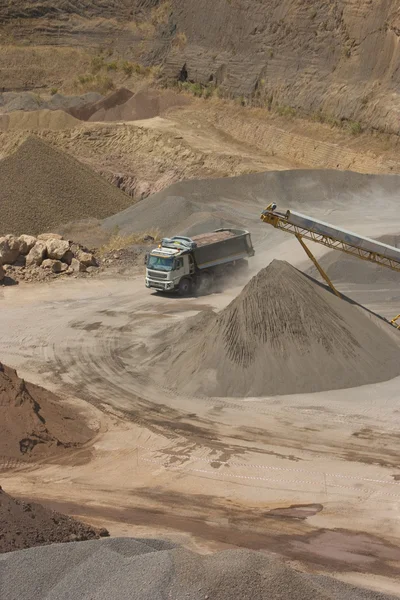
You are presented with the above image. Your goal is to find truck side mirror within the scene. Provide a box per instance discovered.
[144,252,149,265]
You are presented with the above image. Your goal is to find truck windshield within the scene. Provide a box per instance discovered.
[148,255,174,271]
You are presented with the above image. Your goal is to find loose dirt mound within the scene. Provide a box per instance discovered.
[0,362,93,461]
[0,109,80,131]
[69,87,134,121]
[0,487,108,554]
[88,88,189,122]
[153,261,400,397]
[0,537,396,599]
[0,136,133,235]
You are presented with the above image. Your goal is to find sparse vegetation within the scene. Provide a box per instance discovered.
[100,229,161,255]
[74,73,115,94]
[50,87,58,95]
[349,120,362,135]
[276,104,297,117]
[121,60,134,76]
[91,55,105,74]
[312,110,340,128]
[151,1,171,26]
[106,61,118,71]
[179,81,219,99]
[173,32,188,50]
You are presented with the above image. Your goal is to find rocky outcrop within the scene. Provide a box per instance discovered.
[2,0,398,133]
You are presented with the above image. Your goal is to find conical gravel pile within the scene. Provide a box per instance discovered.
[0,136,132,235]
[154,260,400,397]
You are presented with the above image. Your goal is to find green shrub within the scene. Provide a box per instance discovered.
[349,121,362,135]
[106,61,118,71]
[121,61,134,76]
[91,55,105,74]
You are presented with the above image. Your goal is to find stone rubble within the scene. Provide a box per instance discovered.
[0,232,98,284]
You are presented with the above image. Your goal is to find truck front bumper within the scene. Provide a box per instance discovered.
[146,278,175,292]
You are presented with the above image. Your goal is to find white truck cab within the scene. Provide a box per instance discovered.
[145,246,194,293]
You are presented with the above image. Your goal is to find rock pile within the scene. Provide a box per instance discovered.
[0,233,97,284]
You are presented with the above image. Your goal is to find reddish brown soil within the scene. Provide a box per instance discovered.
[0,487,108,553]
[0,361,93,462]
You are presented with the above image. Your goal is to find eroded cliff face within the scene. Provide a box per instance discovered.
[1,0,399,133]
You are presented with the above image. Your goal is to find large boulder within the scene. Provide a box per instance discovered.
[0,263,4,282]
[0,235,20,265]
[38,233,63,241]
[18,235,37,255]
[26,241,47,267]
[62,250,74,265]
[46,238,70,260]
[76,249,96,267]
[42,259,63,273]
[69,258,86,273]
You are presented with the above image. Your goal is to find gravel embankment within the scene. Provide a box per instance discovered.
[0,537,397,600]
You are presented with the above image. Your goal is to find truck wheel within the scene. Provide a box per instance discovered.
[198,272,213,294]
[178,278,192,296]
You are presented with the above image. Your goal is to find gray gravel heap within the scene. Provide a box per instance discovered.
[0,537,397,600]
[0,136,133,235]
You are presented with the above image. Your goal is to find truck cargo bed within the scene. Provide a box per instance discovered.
[192,231,236,247]
[192,228,254,269]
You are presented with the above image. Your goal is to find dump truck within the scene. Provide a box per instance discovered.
[145,228,255,294]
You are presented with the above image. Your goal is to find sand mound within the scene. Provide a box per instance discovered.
[88,88,189,122]
[0,488,108,554]
[0,537,396,600]
[0,362,93,461]
[0,109,80,131]
[0,136,133,235]
[153,261,400,397]
[69,87,134,121]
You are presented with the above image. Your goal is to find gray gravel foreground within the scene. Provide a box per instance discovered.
[0,537,398,600]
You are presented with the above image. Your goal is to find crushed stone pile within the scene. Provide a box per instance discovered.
[153,260,400,397]
[0,136,133,235]
[0,91,103,114]
[0,361,93,461]
[0,488,108,554]
[0,109,80,131]
[0,537,396,600]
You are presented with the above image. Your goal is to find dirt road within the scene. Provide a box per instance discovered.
[1,194,400,593]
